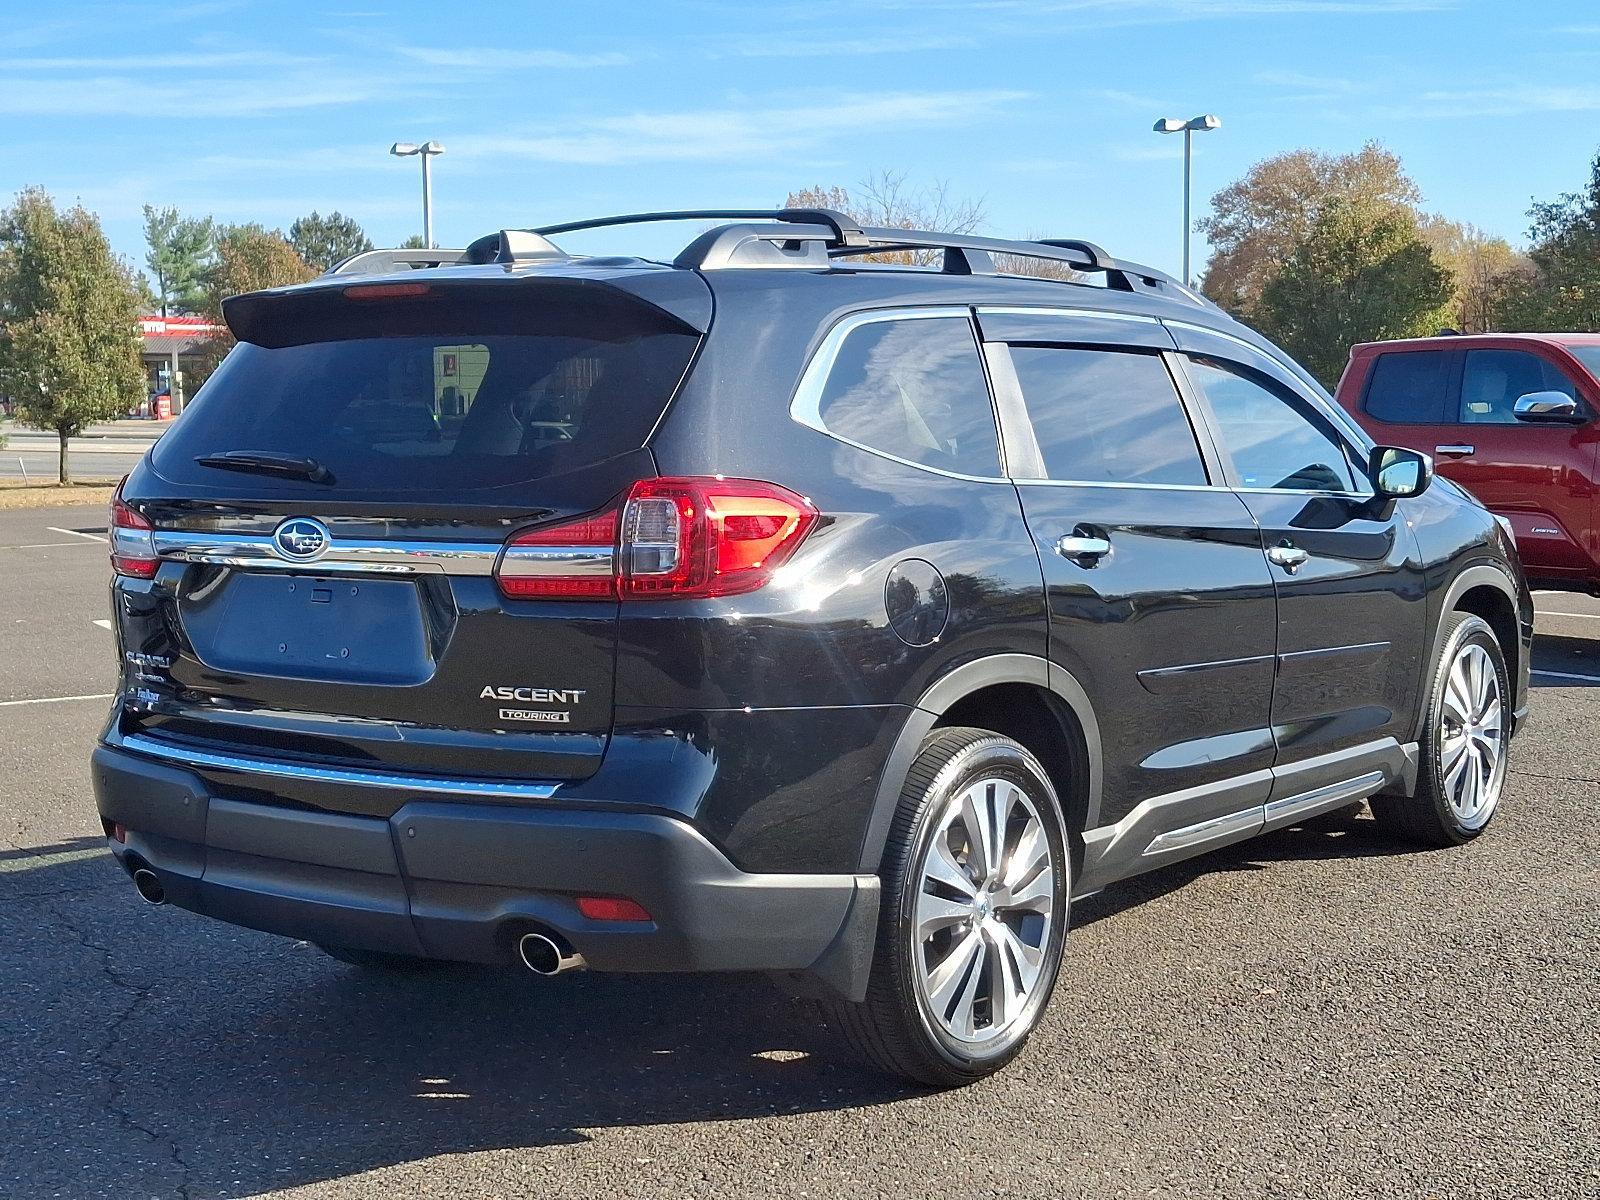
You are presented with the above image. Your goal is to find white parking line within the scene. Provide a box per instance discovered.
[46,526,107,543]
[0,693,114,708]
[0,541,92,550]
[92,619,112,630]
[1532,668,1600,684]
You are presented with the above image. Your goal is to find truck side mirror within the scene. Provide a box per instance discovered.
[1513,390,1581,422]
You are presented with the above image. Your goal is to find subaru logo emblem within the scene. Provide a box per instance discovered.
[272,517,330,562]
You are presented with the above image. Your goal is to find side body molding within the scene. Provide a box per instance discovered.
[854,654,1104,873]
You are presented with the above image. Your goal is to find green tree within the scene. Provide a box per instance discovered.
[1500,149,1600,331]
[0,189,145,482]
[288,210,373,272]
[141,204,214,316]
[205,224,316,315]
[1199,142,1422,320]
[399,233,428,249]
[184,225,317,395]
[1255,196,1454,389]
[1418,217,1532,334]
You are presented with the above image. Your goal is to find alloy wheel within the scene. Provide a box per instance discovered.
[912,775,1058,1048]
[1438,640,1506,830]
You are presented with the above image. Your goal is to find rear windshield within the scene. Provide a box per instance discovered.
[153,298,698,493]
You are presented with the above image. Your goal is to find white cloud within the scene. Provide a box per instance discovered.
[711,32,972,58]
[1381,85,1600,119]
[456,90,1030,166]
[392,45,632,69]
[0,73,393,118]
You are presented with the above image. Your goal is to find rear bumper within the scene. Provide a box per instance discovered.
[91,742,879,992]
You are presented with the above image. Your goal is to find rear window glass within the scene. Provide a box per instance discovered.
[1363,351,1449,424]
[815,316,1002,478]
[1009,346,1207,485]
[154,302,698,493]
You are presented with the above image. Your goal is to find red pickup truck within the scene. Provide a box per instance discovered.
[1335,333,1600,592]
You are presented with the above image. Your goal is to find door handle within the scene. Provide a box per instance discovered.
[1267,543,1309,574]
[1056,534,1111,562]
[1434,444,1475,458]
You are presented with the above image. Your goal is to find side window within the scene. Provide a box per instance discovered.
[1008,346,1208,485]
[815,316,1002,477]
[1363,350,1449,424]
[1459,349,1577,424]
[1186,356,1359,492]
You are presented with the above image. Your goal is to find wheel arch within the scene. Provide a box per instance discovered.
[1416,562,1523,742]
[855,655,1103,873]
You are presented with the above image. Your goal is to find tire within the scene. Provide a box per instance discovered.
[1371,611,1510,847]
[826,726,1070,1088]
[316,943,444,972]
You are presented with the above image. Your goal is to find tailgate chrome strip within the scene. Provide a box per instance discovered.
[113,732,560,798]
[150,531,500,575]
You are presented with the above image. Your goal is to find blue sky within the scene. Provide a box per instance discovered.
[2,0,1595,284]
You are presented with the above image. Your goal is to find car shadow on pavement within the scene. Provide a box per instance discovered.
[1072,808,1418,929]
[7,813,1422,1196]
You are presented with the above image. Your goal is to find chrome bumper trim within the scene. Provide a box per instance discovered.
[112,732,561,798]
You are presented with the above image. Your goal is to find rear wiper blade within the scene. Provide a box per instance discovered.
[194,451,334,484]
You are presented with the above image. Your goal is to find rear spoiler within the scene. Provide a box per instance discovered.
[222,270,714,348]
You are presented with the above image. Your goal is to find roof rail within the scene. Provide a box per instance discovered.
[532,208,870,247]
[327,248,468,276]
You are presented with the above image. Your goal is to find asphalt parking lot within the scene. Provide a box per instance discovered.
[2,503,1596,1199]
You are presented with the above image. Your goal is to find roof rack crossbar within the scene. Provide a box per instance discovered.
[532,208,869,247]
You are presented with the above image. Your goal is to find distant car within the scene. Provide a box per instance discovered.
[1336,333,1600,592]
[98,211,1532,1087]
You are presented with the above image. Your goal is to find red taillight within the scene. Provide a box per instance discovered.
[620,477,818,599]
[109,477,158,579]
[576,895,652,922]
[493,477,818,602]
[496,507,621,599]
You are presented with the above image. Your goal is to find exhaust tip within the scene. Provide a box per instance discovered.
[517,931,583,976]
[130,867,165,906]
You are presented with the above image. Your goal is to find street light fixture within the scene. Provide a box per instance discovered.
[1153,114,1220,287]
[390,140,446,248]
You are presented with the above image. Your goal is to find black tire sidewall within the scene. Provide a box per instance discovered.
[889,736,1070,1074]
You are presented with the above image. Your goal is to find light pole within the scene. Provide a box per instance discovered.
[1153,115,1220,287]
[390,140,445,248]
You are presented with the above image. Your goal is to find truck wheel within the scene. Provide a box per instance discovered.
[828,727,1069,1087]
[1372,611,1510,847]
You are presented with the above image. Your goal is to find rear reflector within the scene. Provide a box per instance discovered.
[576,896,652,922]
[494,477,818,602]
[109,477,158,579]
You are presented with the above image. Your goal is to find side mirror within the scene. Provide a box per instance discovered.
[1370,445,1432,499]
[1513,390,1581,422]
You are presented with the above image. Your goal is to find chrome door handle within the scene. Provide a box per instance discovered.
[1056,534,1111,561]
[1434,444,1475,458]
[1267,544,1309,573]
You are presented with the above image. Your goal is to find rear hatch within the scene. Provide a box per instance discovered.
[113,267,708,785]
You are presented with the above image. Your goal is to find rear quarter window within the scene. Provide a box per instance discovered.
[1362,350,1450,424]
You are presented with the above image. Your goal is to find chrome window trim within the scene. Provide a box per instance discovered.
[788,306,1012,484]
[112,731,561,798]
[150,530,501,575]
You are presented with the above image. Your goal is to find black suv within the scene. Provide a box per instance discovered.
[96,210,1532,1086]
